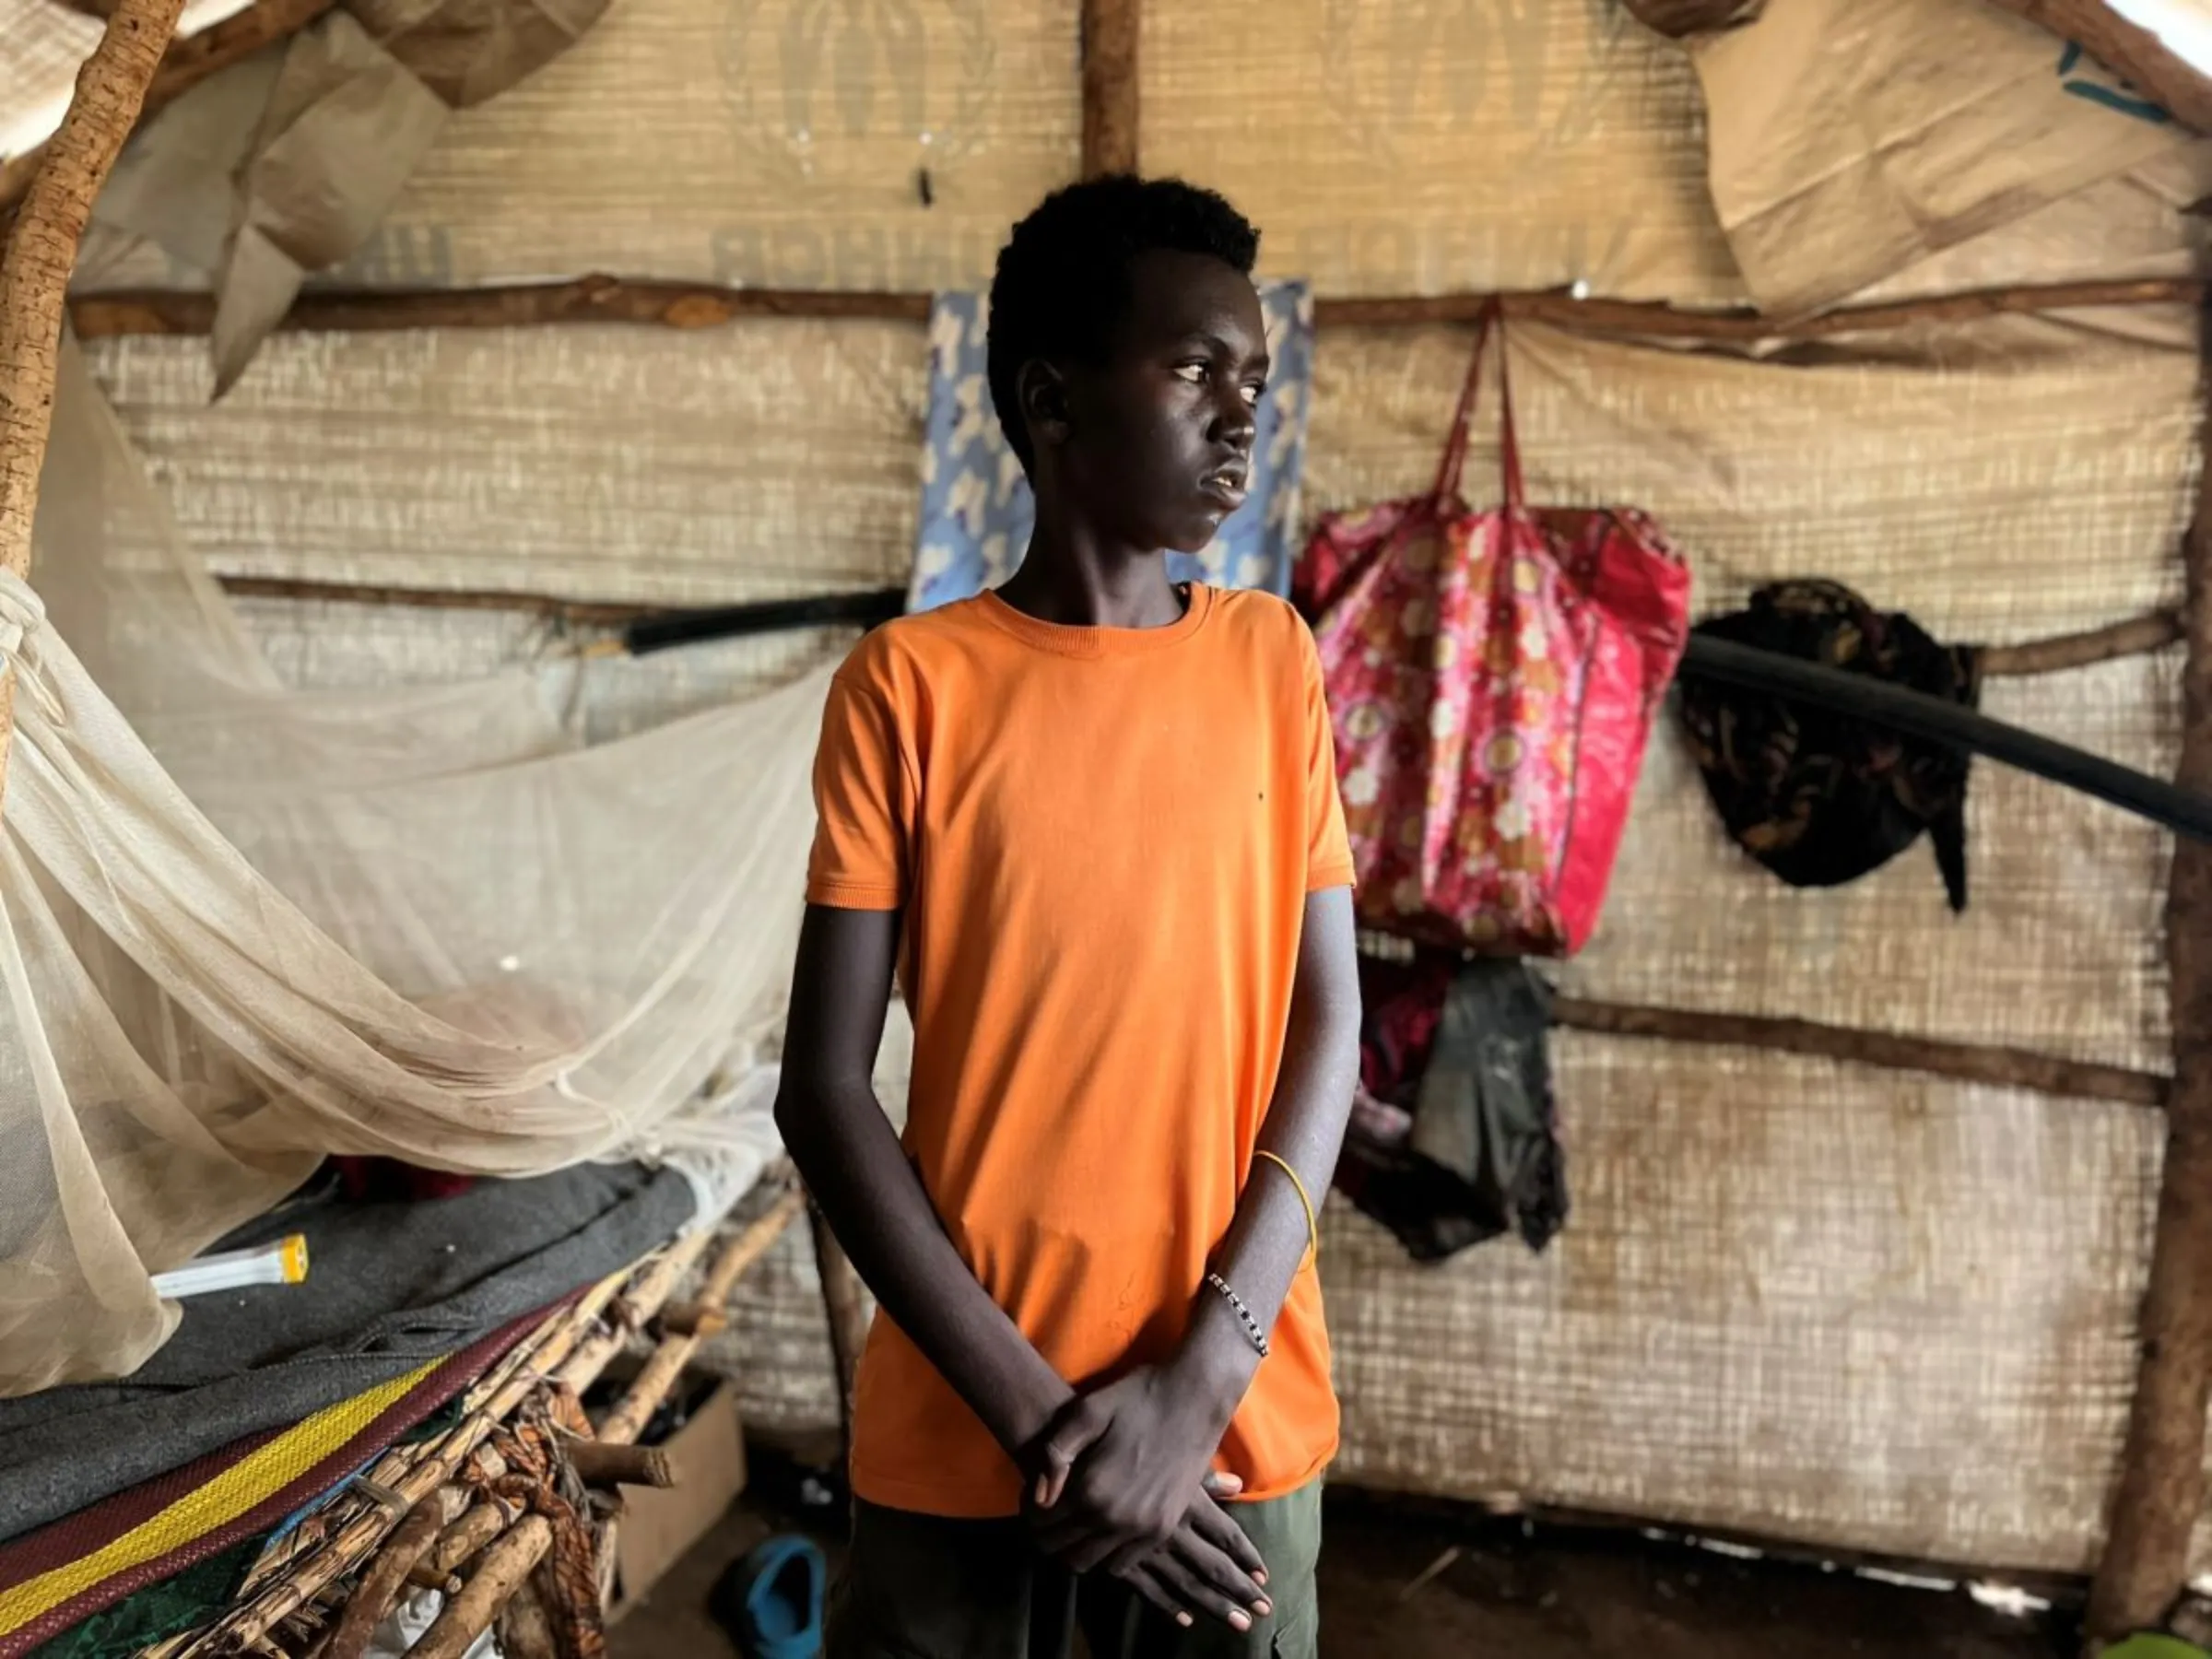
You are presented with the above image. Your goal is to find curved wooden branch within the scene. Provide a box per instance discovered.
[0,0,183,817]
[553,1231,716,1396]
[187,1277,627,1654]
[426,1500,514,1579]
[0,0,182,571]
[410,1516,552,1659]
[323,1488,463,1659]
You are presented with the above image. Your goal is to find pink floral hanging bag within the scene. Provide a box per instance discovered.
[1296,306,1692,956]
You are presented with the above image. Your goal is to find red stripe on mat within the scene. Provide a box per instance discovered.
[0,1300,570,1658]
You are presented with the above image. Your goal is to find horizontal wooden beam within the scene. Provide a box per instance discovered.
[218,577,2183,683]
[2,0,338,217]
[1552,994,2169,1109]
[1980,611,2183,677]
[1321,278,2201,339]
[66,275,2202,345]
[73,278,931,337]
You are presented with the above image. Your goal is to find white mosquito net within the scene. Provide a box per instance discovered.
[0,336,830,1394]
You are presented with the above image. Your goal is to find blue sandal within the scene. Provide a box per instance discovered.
[720,1534,826,1659]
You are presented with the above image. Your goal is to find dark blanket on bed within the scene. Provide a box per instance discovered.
[0,1161,694,1542]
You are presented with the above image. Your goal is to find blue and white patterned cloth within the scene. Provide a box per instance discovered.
[909,282,1316,612]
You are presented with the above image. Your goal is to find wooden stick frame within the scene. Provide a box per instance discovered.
[204,571,2187,690]
[1080,0,1139,177]
[6,0,2207,1644]
[0,0,182,806]
[159,1184,806,1656]
[2085,314,2212,1644]
[1552,996,2168,1110]
[65,273,2202,345]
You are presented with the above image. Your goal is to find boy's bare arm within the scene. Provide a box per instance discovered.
[774,902,1073,1458]
[1174,882,1363,1412]
[776,901,1268,1628]
[1031,885,1361,1578]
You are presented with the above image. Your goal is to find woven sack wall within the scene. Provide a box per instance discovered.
[132,313,2196,1571]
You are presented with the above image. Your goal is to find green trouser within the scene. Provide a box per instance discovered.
[825,1482,1323,1659]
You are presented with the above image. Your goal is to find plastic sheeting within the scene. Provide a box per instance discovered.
[1687,0,2210,316]
[0,0,253,162]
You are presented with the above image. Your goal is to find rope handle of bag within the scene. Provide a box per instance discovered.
[1303,300,1524,619]
[1431,297,1525,511]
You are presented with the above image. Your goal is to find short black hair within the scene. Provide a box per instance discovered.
[986,175,1260,474]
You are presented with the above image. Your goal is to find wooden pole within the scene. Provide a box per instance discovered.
[200,571,2194,691]
[322,1489,464,1659]
[0,0,184,809]
[595,1189,805,1445]
[426,1501,512,1580]
[1079,0,1140,177]
[1551,996,2169,1110]
[65,275,2200,345]
[560,1440,676,1490]
[2086,324,2212,1645]
[410,1516,553,1659]
[553,1230,717,1395]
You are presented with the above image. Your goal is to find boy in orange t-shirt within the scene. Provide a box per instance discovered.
[777,176,1362,1659]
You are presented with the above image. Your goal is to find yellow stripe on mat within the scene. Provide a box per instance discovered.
[0,1359,440,1636]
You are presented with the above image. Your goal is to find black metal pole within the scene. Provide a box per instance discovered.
[1678,632,2212,844]
[611,583,2212,845]
[621,586,906,656]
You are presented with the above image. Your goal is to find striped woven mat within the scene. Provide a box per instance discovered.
[0,1306,555,1657]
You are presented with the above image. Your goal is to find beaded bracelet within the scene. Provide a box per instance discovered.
[1206,1272,1269,1359]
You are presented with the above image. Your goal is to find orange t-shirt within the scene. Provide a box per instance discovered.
[805,582,1356,1519]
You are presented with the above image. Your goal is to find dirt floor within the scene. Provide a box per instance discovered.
[611,1446,2070,1658]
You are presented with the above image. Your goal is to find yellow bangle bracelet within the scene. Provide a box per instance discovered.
[1253,1149,1319,1269]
